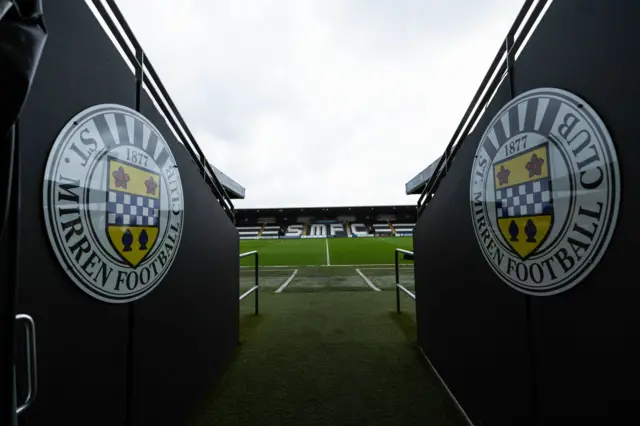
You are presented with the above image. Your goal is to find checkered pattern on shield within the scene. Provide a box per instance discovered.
[493,144,554,259]
[107,192,159,227]
[106,157,161,267]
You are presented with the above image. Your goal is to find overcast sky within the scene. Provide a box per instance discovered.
[115,0,524,208]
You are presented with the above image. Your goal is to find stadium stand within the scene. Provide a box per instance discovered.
[283,224,303,238]
[372,223,393,235]
[235,205,417,239]
[392,223,415,236]
[261,225,281,239]
[237,225,262,240]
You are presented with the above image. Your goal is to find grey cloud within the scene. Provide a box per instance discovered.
[116,0,525,208]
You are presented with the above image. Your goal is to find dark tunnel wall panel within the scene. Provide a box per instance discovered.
[511,1,640,422]
[414,82,534,426]
[15,0,134,424]
[131,92,240,426]
[415,0,640,424]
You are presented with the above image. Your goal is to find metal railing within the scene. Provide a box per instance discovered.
[239,251,259,315]
[417,0,550,217]
[89,0,235,221]
[395,249,415,313]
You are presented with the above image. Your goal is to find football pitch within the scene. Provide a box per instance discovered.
[240,236,414,267]
[239,236,415,294]
[198,237,467,425]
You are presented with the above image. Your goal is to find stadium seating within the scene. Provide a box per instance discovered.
[282,223,303,238]
[372,223,393,235]
[392,223,415,236]
[237,225,262,240]
[236,222,416,239]
[261,225,281,239]
[235,206,417,239]
[349,223,371,237]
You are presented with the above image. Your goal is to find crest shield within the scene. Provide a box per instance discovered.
[106,157,161,267]
[494,143,553,260]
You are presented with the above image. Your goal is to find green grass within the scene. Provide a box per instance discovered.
[240,237,414,267]
[240,238,326,266]
[195,292,467,426]
[195,236,467,425]
[329,237,413,265]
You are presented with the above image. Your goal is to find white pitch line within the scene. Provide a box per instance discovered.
[240,263,408,268]
[325,239,331,266]
[356,269,381,292]
[358,267,414,270]
[275,269,298,293]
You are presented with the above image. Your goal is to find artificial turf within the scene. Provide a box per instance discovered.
[195,290,467,426]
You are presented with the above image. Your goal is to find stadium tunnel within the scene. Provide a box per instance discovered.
[7,0,640,425]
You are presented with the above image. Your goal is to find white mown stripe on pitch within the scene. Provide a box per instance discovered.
[325,238,331,266]
[275,269,298,293]
[356,269,381,291]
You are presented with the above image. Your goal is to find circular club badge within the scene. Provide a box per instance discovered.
[43,104,184,303]
[470,88,620,296]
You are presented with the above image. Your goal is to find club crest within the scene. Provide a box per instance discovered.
[106,158,161,267]
[470,88,620,296]
[494,143,553,260]
[43,104,184,303]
